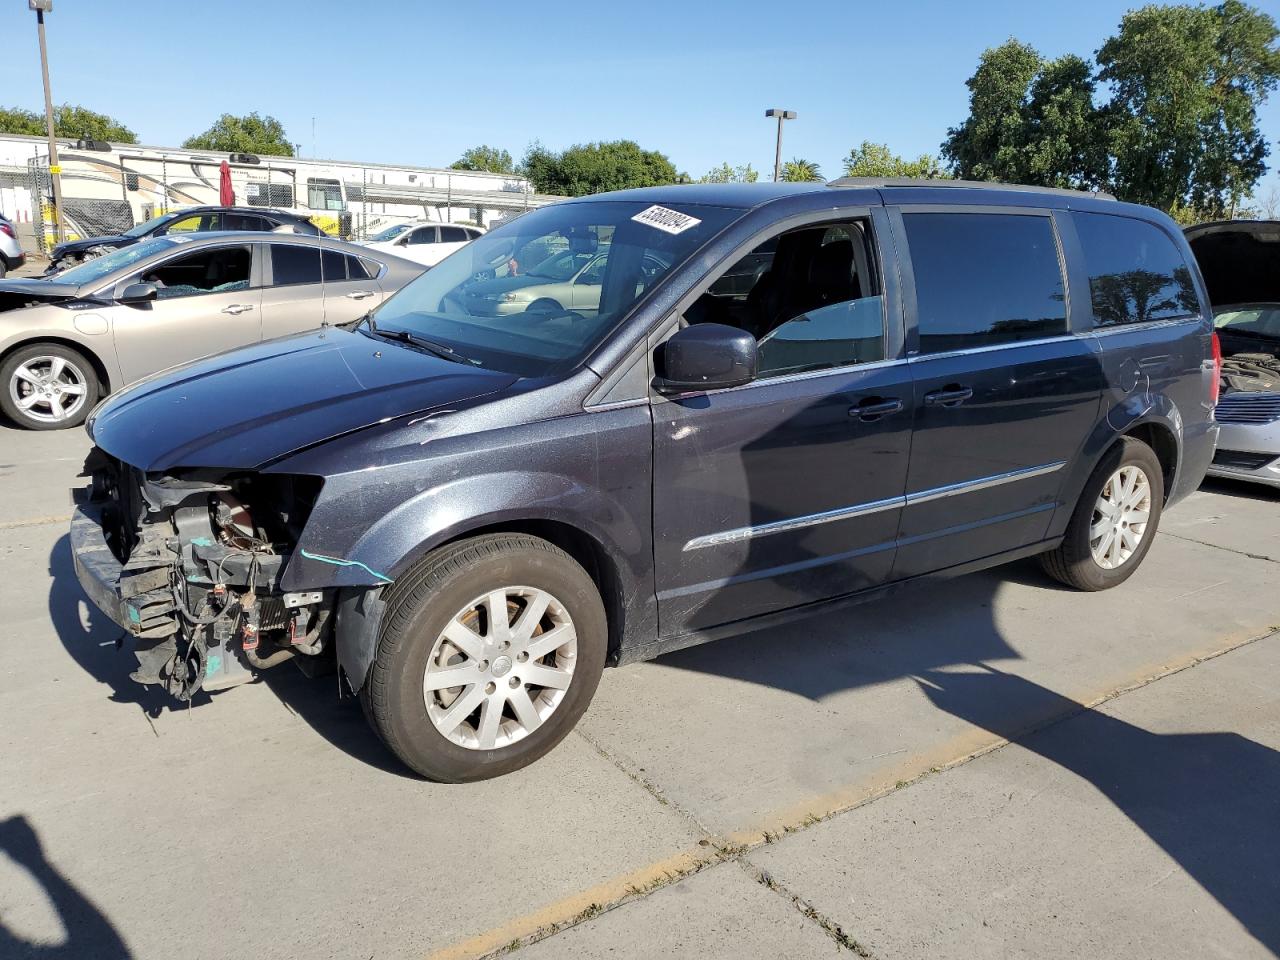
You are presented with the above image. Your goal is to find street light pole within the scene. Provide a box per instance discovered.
[31,0,64,246]
[765,108,797,182]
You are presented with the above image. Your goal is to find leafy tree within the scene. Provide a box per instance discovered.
[1022,54,1110,190]
[942,39,1043,182]
[780,158,823,182]
[520,140,679,196]
[0,103,137,142]
[1099,0,1280,217]
[698,162,759,183]
[182,112,294,157]
[450,145,515,174]
[843,141,949,179]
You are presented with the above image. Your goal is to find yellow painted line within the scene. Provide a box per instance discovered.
[0,513,72,531]
[424,848,718,960]
[425,624,1277,960]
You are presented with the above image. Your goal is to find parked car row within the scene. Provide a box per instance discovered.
[65,179,1225,782]
[0,232,423,429]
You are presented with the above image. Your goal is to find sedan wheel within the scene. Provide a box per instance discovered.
[424,586,578,750]
[1089,465,1152,570]
[1,346,100,430]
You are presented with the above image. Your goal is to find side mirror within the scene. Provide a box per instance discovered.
[655,323,757,394]
[119,282,158,305]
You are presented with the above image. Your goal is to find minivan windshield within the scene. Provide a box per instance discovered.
[54,236,181,285]
[366,199,739,376]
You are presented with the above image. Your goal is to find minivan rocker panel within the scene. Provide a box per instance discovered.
[71,180,1219,781]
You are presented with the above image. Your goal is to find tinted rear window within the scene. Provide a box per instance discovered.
[904,212,1068,354]
[1072,212,1199,327]
[271,245,322,285]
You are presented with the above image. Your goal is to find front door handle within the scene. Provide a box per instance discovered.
[849,396,903,422]
[345,290,376,300]
[923,385,973,408]
[221,304,254,315]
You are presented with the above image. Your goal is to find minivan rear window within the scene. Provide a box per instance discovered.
[904,212,1068,354]
[1072,213,1199,328]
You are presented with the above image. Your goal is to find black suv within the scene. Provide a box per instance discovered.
[70,180,1219,781]
[46,205,320,273]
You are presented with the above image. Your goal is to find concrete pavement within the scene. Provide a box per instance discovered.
[0,421,1277,959]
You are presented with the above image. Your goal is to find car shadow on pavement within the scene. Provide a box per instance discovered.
[916,665,1280,957]
[1198,475,1280,502]
[0,815,132,959]
[662,565,1278,954]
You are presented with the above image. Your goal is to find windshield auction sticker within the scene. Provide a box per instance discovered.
[632,205,702,235]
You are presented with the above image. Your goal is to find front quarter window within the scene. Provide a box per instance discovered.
[367,200,739,376]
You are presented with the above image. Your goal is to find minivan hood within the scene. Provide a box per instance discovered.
[88,329,519,472]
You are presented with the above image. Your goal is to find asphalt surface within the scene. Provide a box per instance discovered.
[0,419,1277,960]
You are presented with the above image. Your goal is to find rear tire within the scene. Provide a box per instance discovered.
[361,533,607,782]
[1041,437,1164,591]
[0,343,100,430]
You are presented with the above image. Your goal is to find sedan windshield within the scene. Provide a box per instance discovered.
[368,223,412,243]
[367,200,739,376]
[54,236,182,285]
[123,212,176,238]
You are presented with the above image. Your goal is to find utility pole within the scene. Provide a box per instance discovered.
[31,0,64,245]
[764,109,797,183]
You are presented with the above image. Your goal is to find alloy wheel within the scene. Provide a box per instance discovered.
[9,355,89,425]
[423,586,578,750]
[1089,465,1152,570]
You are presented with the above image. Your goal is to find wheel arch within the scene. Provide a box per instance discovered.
[0,335,112,395]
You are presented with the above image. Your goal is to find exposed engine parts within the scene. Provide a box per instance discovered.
[83,450,329,701]
[1221,352,1280,393]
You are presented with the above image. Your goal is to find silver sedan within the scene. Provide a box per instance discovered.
[0,232,423,429]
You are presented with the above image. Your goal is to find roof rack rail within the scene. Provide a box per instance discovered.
[827,177,1116,201]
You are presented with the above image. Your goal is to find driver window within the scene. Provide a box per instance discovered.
[162,213,220,235]
[138,246,252,299]
[576,256,606,285]
[684,219,884,378]
[407,227,437,245]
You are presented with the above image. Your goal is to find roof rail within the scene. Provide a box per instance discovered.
[827,177,1116,201]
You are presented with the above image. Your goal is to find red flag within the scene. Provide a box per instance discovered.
[219,160,234,206]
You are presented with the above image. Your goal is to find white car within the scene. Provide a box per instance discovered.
[363,222,484,268]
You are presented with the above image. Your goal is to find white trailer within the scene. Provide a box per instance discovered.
[0,132,558,248]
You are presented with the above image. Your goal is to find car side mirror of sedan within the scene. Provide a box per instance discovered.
[119,282,158,305]
[654,322,758,395]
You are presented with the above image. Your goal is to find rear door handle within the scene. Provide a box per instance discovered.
[923,385,973,407]
[221,304,254,315]
[849,397,904,421]
[345,290,376,300]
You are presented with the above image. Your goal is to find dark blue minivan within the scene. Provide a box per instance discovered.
[71,179,1220,780]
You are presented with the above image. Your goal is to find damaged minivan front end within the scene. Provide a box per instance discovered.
[73,450,331,698]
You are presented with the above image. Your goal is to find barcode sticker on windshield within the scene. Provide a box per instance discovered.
[632,205,702,235]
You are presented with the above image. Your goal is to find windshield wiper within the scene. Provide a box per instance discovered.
[369,325,481,365]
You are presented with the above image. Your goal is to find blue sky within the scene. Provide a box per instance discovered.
[1,0,1278,194]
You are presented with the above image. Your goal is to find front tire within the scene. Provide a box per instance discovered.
[0,343,100,430]
[362,534,607,781]
[1041,436,1164,591]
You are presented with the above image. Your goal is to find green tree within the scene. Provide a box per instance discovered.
[1022,54,1110,189]
[182,112,294,157]
[698,162,759,183]
[0,103,136,142]
[843,141,949,179]
[450,144,515,174]
[520,140,679,196]
[942,39,1043,182]
[1099,1,1280,217]
[780,158,823,182]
